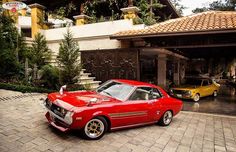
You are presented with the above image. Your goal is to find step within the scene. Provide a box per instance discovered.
[80,72,91,77]
[79,77,96,81]
[79,81,101,85]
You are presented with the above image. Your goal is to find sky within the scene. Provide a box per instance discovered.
[180,0,216,16]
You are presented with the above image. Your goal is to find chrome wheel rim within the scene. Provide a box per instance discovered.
[213,91,217,97]
[85,119,104,139]
[163,111,172,125]
[193,94,200,102]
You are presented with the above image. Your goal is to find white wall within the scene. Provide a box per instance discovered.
[41,20,144,53]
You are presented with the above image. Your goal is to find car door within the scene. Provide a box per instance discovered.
[109,87,154,128]
[147,88,163,121]
[201,79,211,96]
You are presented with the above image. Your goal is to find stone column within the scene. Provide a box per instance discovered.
[73,15,90,26]
[121,6,140,20]
[29,3,46,38]
[157,54,167,88]
[20,8,27,16]
[173,60,180,85]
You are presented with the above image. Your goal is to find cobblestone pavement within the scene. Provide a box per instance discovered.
[0,90,236,152]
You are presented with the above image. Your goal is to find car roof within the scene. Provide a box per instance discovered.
[185,76,211,80]
[112,79,156,87]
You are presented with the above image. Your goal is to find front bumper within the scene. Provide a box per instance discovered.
[45,112,70,132]
[171,94,193,100]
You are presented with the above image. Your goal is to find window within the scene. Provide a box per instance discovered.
[202,80,209,86]
[96,80,134,101]
[208,79,213,85]
[129,87,162,101]
[150,88,162,100]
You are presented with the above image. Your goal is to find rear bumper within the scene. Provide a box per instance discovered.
[45,112,70,132]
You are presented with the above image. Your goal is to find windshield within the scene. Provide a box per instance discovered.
[96,80,134,101]
[184,78,202,86]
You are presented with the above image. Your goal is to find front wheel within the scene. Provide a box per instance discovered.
[193,94,200,102]
[82,117,108,140]
[158,110,173,126]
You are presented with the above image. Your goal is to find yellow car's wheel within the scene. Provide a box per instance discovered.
[193,94,200,102]
[213,90,217,97]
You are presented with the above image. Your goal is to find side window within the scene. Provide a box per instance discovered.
[129,87,151,101]
[202,80,209,86]
[208,79,213,85]
[129,87,162,101]
[150,88,162,100]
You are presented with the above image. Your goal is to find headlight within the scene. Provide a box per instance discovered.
[186,91,192,95]
[64,111,74,125]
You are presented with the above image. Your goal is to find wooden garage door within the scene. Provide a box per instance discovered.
[81,49,140,83]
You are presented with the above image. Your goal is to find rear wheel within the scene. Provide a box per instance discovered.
[158,110,173,126]
[193,93,200,102]
[82,117,108,140]
[213,90,217,97]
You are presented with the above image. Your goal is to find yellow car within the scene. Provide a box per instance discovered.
[169,77,220,102]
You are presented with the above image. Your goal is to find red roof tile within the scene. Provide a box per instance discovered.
[113,11,236,38]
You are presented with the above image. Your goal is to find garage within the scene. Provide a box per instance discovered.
[111,11,236,115]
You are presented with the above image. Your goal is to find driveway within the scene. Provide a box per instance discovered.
[182,85,236,116]
[0,90,236,152]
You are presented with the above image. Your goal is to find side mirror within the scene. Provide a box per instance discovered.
[59,85,67,95]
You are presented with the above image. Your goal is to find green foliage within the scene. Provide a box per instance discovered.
[136,0,164,25]
[170,0,186,15]
[0,14,22,78]
[50,2,76,19]
[40,65,60,90]
[193,0,236,13]
[57,29,81,85]
[31,33,51,68]
[0,82,55,93]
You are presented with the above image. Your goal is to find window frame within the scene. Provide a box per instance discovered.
[127,86,162,101]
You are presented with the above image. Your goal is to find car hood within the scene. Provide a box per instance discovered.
[172,85,199,90]
[48,91,119,108]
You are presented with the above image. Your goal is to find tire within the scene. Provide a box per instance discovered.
[82,117,108,140]
[193,93,200,102]
[212,90,217,97]
[158,110,173,126]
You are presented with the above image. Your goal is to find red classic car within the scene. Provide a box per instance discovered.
[44,79,183,140]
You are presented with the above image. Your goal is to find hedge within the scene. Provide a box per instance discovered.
[0,82,55,93]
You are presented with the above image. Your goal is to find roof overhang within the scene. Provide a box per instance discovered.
[110,28,236,40]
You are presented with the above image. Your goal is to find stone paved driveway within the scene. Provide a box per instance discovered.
[0,90,236,152]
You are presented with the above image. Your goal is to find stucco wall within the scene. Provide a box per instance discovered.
[40,20,144,55]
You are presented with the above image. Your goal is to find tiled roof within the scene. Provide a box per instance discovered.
[113,11,236,38]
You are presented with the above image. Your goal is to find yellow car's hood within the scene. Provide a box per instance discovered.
[172,85,199,90]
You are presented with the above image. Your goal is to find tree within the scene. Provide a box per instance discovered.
[193,0,236,13]
[0,14,21,78]
[170,0,186,15]
[136,0,164,25]
[57,29,81,85]
[31,33,51,68]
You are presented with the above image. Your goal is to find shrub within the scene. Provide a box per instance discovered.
[40,65,60,90]
[57,29,81,85]
[0,82,55,93]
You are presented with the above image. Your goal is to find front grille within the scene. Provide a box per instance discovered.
[50,103,67,118]
[173,90,188,95]
[45,98,67,118]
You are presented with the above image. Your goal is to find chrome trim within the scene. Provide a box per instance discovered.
[48,109,72,125]
[111,121,157,130]
[109,111,148,118]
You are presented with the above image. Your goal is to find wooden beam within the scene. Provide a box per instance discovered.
[153,43,236,49]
